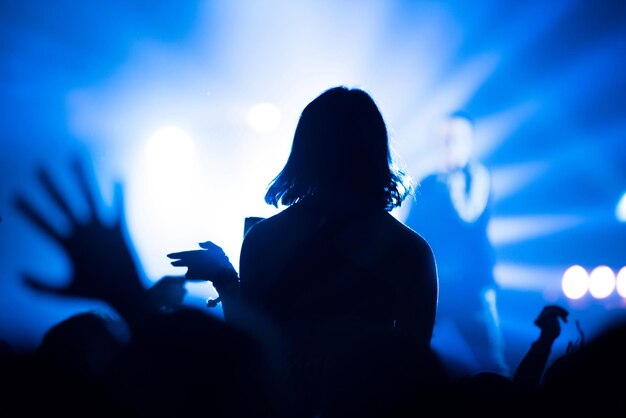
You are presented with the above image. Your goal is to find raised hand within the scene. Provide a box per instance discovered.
[14,157,146,314]
[512,304,570,388]
[167,241,237,282]
[534,304,569,342]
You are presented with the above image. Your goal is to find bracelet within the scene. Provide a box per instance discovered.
[207,270,239,309]
[212,268,240,287]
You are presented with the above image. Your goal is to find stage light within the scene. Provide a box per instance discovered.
[146,126,195,171]
[588,266,615,299]
[562,265,588,300]
[129,125,205,279]
[617,192,626,222]
[143,126,196,207]
[247,103,281,133]
[488,214,582,246]
[616,267,626,298]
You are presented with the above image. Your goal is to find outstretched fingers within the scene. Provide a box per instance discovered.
[167,250,205,261]
[167,248,230,266]
[22,274,66,296]
[170,258,193,267]
[37,167,80,226]
[71,157,101,222]
[198,242,229,261]
[15,195,65,244]
[112,181,127,227]
[198,241,226,254]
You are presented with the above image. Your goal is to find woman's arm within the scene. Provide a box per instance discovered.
[238,227,267,315]
[513,305,568,390]
[394,239,438,348]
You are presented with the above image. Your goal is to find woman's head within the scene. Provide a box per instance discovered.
[265,86,410,211]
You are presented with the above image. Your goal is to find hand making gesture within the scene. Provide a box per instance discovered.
[14,157,148,320]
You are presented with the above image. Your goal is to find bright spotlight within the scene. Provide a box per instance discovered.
[588,266,615,299]
[617,192,626,222]
[247,102,281,133]
[143,126,197,214]
[562,265,588,300]
[615,267,626,298]
[146,126,195,170]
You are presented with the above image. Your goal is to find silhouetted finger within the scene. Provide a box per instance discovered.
[198,241,226,254]
[198,243,229,259]
[23,274,66,296]
[71,157,100,220]
[167,250,205,259]
[575,320,585,342]
[185,271,209,281]
[15,195,64,243]
[37,167,80,225]
[112,181,127,226]
[170,259,191,267]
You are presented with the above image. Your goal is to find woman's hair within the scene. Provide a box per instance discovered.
[265,86,410,211]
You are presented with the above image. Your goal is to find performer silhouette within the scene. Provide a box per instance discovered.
[404,111,509,377]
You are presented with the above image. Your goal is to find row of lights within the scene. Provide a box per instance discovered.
[562,265,626,300]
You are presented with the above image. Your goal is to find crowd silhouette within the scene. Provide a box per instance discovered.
[3,86,626,417]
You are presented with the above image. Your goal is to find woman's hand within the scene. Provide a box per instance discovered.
[167,241,237,283]
[168,242,240,315]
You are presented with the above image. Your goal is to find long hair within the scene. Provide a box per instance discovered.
[265,86,410,211]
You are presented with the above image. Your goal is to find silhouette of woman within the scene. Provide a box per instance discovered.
[240,86,437,343]
[169,86,440,417]
[242,86,442,415]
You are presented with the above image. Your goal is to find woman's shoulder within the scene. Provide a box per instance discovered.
[369,213,436,286]
[380,212,433,254]
[242,204,310,246]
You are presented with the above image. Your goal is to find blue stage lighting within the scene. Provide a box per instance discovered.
[616,267,626,298]
[562,265,588,300]
[617,192,626,222]
[146,126,196,172]
[588,266,615,300]
[143,126,197,216]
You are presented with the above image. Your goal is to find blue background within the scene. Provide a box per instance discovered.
[1,0,625,373]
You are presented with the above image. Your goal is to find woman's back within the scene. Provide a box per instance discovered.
[239,199,437,347]
[238,86,439,416]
